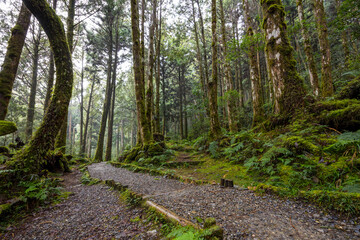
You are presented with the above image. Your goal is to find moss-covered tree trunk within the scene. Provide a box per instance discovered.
[178,67,184,139]
[335,0,350,66]
[313,0,333,97]
[55,0,75,152]
[13,0,73,174]
[43,0,57,113]
[25,25,41,141]
[243,0,265,126]
[219,0,237,132]
[296,0,319,96]
[0,3,31,120]
[131,0,152,145]
[209,0,222,139]
[79,49,84,155]
[261,0,306,115]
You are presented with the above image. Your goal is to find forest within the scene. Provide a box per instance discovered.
[0,0,360,239]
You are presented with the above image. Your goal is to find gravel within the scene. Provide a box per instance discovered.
[89,162,360,240]
[1,169,159,240]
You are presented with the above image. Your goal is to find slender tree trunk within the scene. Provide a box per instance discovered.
[261,0,305,115]
[82,77,95,154]
[184,83,188,139]
[162,63,166,136]
[44,0,57,113]
[79,49,84,154]
[155,1,162,133]
[25,25,41,141]
[296,0,319,96]
[196,0,210,90]
[209,0,221,139]
[15,0,73,173]
[178,67,184,139]
[191,0,207,112]
[94,10,113,161]
[313,0,333,97]
[219,0,237,131]
[146,0,157,134]
[335,0,350,66]
[116,122,120,157]
[68,111,72,154]
[88,118,93,158]
[243,0,265,125]
[131,0,152,145]
[0,3,31,120]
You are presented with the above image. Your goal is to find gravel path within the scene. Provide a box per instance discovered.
[1,169,159,240]
[89,162,360,240]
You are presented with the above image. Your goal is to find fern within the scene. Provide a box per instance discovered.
[208,141,220,158]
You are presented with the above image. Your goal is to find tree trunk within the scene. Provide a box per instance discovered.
[313,0,333,97]
[155,1,162,133]
[105,34,118,162]
[196,0,210,90]
[82,77,95,154]
[79,49,84,155]
[44,0,57,113]
[88,118,93,158]
[0,3,31,120]
[55,0,75,152]
[209,0,222,139]
[25,24,41,141]
[14,0,73,174]
[146,0,157,134]
[179,67,184,139]
[184,83,188,139]
[243,0,265,125]
[335,0,350,66]
[296,0,320,96]
[162,62,166,136]
[261,0,306,115]
[191,0,207,114]
[94,8,113,162]
[131,0,152,145]
[219,0,237,131]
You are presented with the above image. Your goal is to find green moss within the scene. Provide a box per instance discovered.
[282,136,320,154]
[319,103,360,131]
[203,217,216,228]
[0,120,17,136]
[337,75,360,100]
[0,146,10,155]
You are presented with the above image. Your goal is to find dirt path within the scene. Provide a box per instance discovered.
[1,169,159,240]
[88,162,360,240]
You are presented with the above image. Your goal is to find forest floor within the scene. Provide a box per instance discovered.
[0,168,160,240]
[89,159,360,240]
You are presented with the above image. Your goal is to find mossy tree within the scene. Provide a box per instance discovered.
[261,0,306,115]
[131,0,152,145]
[243,0,265,126]
[12,0,73,173]
[55,0,75,152]
[296,0,320,96]
[313,0,334,98]
[0,3,31,120]
[209,0,222,139]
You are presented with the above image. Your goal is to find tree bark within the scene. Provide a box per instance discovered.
[313,0,333,97]
[14,0,73,174]
[79,48,84,155]
[209,0,222,139]
[44,0,57,113]
[131,0,152,145]
[261,0,306,115]
[296,0,319,96]
[0,3,31,120]
[179,67,184,139]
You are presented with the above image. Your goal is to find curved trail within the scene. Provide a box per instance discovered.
[1,169,159,240]
[88,162,360,240]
